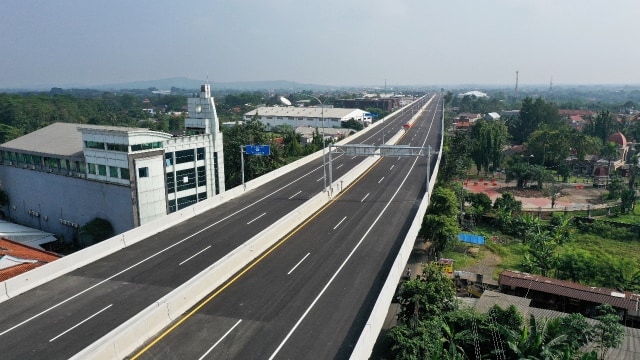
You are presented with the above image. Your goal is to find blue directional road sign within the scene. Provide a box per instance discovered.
[245,145,270,155]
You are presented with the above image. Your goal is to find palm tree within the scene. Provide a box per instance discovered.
[505,314,568,360]
[601,141,619,187]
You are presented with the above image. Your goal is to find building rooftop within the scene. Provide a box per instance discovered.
[0,122,154,159]
[244,107,365,119]
[476,290,640,360]
[499,270,640,312]
[0,238,61,282]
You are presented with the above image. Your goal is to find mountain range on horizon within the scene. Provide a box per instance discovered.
[2,77,640,94]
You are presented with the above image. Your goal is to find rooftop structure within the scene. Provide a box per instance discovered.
[243,106,371,130]
[0,238,60,282]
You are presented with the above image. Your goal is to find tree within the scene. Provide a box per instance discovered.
[470,119,509,174]
[504,314,568,360]
[510,97,561,144]
[584,110,618,144]
[523,230,557,276]
[600,141,620,188]
[493,192,522,213]
[78,218,114,247]
[439,130,472,183]
[620,188,636,214]
[396,263,456,323]
[342,118,364,131]
[592,304,624,360]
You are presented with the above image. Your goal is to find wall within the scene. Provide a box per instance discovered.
[0,166,134,239]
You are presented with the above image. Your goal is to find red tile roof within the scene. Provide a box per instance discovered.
[0,239,61,282]
[499,270,640,312]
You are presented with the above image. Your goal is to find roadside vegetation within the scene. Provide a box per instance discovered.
[386,90,640,359]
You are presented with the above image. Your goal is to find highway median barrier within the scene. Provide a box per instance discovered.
[71,141,382,360]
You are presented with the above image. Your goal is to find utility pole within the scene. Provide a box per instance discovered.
[515,70,519,101]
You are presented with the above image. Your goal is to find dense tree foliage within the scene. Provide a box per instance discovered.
[469,119,509,174]
[509,97,561,144]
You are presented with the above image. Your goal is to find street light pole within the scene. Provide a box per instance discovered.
[279,95,328,195]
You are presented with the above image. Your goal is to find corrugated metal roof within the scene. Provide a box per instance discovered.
[244,106,366,119]
[476,291,640,360]
[475,290,531,319]
[0,122,151,158]
[499,270,640,312]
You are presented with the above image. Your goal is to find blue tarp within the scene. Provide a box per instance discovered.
[458,233,485,245]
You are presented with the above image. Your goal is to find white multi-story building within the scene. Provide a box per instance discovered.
[0,84,225,242]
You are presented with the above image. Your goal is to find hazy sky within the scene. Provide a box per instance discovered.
[1,0,639,88]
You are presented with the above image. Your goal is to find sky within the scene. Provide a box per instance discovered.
[1,0,639,89]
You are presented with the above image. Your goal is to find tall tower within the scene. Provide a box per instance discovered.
[515,70,519,101]
[184,83,225,193]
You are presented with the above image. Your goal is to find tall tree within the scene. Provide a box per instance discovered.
[592,304,625,360]
[510,97,561,144]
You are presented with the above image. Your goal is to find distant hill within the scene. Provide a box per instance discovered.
[0,77,336,93]
[91,77,334,92]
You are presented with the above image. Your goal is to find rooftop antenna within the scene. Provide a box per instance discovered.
[384,78,387,92]
[206,73,209,84]
[514,70,519,101]
[549,75,553,92]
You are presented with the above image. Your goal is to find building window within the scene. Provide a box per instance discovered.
[197,166,206,186]
[107,143,128,152]
[98,165,107,176]
[88,163,96,174]
[177,194,198,210]
[165,152,174,166]
[196,147,205,161]
[120,168,130,179]
[175,149,195,164]
[85,141,105,150]
[138,167,149,177]
[166,172,175,194]
[109,166,118,178]
[176,168,196,191]
[131,142,163,152]
[168,199,176,213]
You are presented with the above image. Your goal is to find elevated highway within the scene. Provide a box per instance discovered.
[0,95,439,359]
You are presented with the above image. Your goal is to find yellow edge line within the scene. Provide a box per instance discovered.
[131,157,385,359]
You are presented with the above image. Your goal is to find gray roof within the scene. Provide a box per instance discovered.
[476,290,640,360]
[244,106,366,119]
[0,220,56,250]
[0,122,150,159]
[475,290,531,320]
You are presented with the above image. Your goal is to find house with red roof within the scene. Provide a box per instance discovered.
[0,238,60,282]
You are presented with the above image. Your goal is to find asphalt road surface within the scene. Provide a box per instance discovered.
[0,95,434,359]
[131,94,443,359]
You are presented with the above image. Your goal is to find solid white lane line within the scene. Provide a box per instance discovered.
[269,113,427,360]
[247,213,267,225]
[361,193,369,203]
[0,156,336,336]
[378,177,385,184]
[333,216,347,230]
[49,304,112,342]
[179,246,211,266]
[288,191,302,200]
[198,319,242,360]
[287,253,311,275]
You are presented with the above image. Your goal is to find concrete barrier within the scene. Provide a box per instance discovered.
[71,150,381,360]
[0,96,416,303]
[71,98,419,359]
[350,95,442,359]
